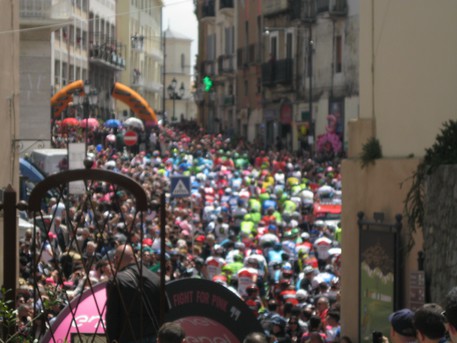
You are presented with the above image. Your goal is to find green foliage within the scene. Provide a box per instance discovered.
[0,288,17,332]
[360,137,382,169]
[404,120,457,250]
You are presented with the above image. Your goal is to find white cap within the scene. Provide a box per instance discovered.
[296,289,308,300]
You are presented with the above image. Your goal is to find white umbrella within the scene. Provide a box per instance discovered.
[124,117,144,130]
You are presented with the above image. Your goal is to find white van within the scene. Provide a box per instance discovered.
[30,149,67,175]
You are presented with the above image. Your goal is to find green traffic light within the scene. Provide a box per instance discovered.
[203,76,213,92]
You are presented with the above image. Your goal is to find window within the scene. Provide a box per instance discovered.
[286,32,293,59]
[335,35,342,73]
[270,36,277,59]
[244,80,248,97]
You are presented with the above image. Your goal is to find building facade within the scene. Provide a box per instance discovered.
[197,0,359,155]
[88,0,125,119]
[116,0,163,120]
[164,27,196,123]
[341,1,457,340]
[20,0,72,148]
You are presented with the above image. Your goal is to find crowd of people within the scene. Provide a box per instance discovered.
[13,119,457,343]
[17,119,346,342]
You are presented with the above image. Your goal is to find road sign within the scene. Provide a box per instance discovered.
[170,176,191,198]
[124,130,138,146]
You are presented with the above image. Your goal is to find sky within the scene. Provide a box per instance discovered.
[162,0,198,74]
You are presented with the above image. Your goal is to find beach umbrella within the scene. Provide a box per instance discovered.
[124,117,144,130]
[61,117,80,127]
[104,119,122,128]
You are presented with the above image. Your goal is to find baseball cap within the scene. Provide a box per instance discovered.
[389,309,416,337]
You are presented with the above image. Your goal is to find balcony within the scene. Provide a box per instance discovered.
[263,0,289,17]
[201,60,216,76]
[329,0,348,16]
[131,35,144,52]
[304,0,317,23]
[275,59,293,84]
[316,0,329,13]
[219,0,234,15]
[20,0,72,27]
[220,95,235,107]
[131,72,144,88]
[201,0,215,21]
[218,54,235,74]
[89,43,126,71]
[261,58,293,87]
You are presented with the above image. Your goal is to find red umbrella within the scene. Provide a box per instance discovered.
[61,117,80,127]
[80,118,99,129]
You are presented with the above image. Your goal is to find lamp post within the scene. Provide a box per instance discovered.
[167,78,185,122]
[73,80,98,157]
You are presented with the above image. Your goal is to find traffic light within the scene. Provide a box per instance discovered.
[51,79,85,118]
[203,76,213,92]
[111,82,157,123]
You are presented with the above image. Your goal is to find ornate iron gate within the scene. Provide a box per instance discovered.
[24,164,152,342]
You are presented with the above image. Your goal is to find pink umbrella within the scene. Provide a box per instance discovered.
[80,117,100,129]
[106,134,116,143]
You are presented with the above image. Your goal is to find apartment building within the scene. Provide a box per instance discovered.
[164,27,196,123]
[196,0,235,134]
[20,0,72,146]
[116,0,163,119]
[197,0,359,154]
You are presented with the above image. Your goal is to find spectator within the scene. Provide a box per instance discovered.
[157,321,187,343]
[443,287,457,343]
[414,303,446,343]
[388,308,416,343]
[105,244,163,343]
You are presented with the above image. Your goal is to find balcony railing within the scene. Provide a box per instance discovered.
[329,0,348,16]
[317,0,329,13]
[202,0,215,19]
[290,0,318,23]
[261,58,293,87]
[201,60,215,76]
[20,0,72,21]
[218,55,235,73]
[220,95,235,107]
[131,35,144,52]
[220,0,234,11]
[275,59,294,84]
[263,0,289,16]
[90,43,126,70]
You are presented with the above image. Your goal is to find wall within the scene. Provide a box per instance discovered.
[0,0,19,286]
[20,30,53,142]
[359,1,457,158]
[341,158,423,340]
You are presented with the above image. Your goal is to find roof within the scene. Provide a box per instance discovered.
[163,27,192,41]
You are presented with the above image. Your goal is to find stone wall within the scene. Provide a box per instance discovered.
[424,165,457,303]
